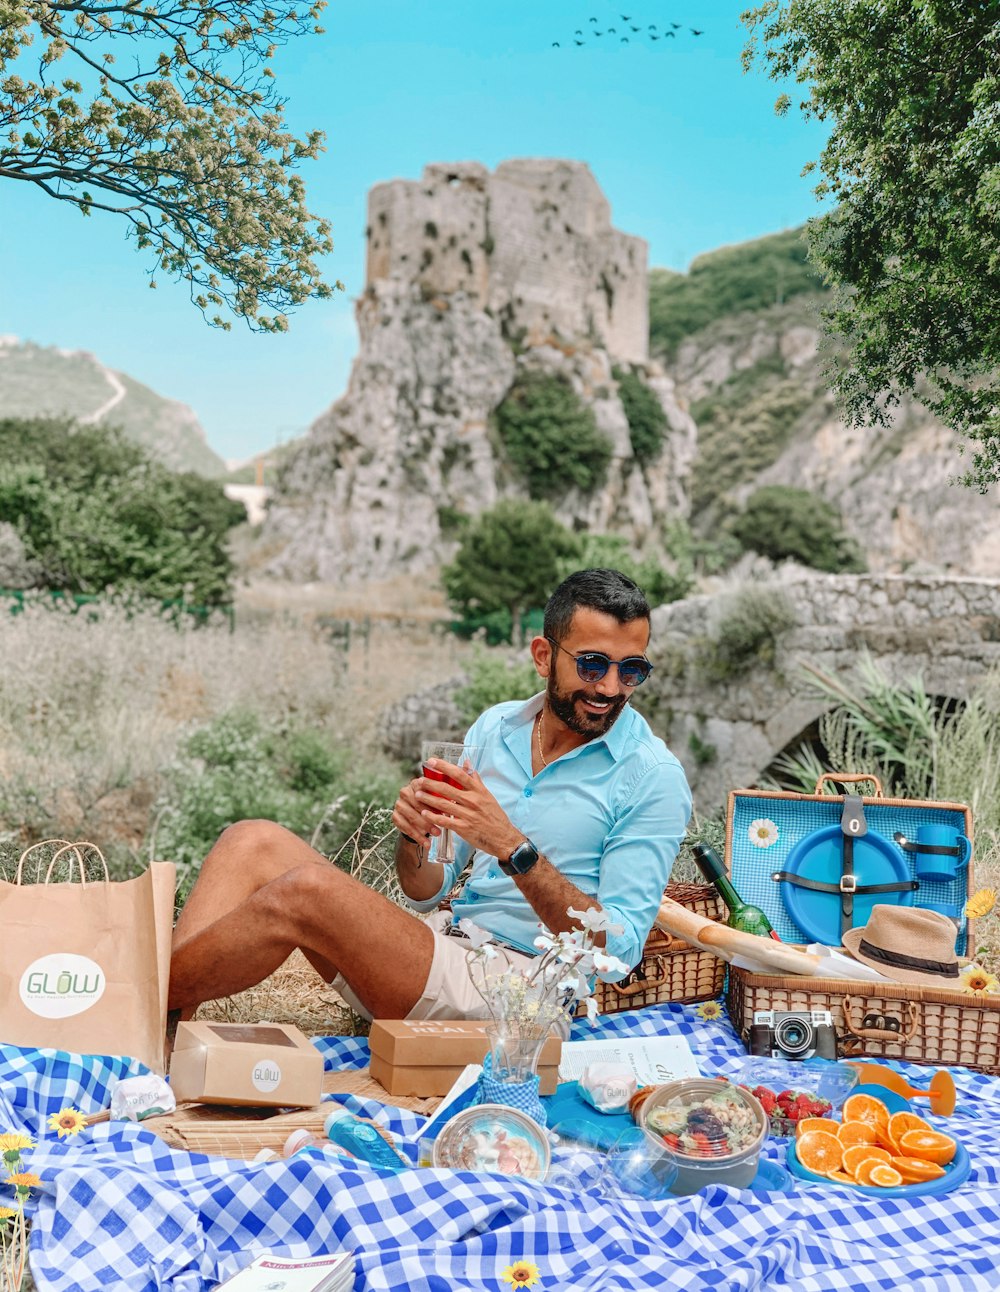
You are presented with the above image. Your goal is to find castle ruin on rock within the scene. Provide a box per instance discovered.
[261,160,695,585]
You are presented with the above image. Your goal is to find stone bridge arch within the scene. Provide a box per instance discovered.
[643,573,1000,815]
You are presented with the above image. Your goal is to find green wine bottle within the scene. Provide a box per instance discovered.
[692,843,782,941]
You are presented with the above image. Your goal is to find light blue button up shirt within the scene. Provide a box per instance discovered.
[404,692,692,981]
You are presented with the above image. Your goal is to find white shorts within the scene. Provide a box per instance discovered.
[330,909,537,1022]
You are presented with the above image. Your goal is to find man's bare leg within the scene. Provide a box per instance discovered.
[169,820,436,1020]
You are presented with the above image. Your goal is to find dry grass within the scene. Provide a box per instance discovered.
[0,582,470,852]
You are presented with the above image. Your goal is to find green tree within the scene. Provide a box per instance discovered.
[0,2,337,331]
[731,484,865,574]
[613,367,668,465]
[493,371,612,497]
[442,499,581,646]
[0,418,245,603]
[743,1,1000,489]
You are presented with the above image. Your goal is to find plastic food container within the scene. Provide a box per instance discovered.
[734,1057,859,1137]
[430,1104,550,1180]
[638,1079,768,1195]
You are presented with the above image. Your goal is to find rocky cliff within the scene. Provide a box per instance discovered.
[670,295,1000,577]
[0,337,225,477]
[262,160,695,584]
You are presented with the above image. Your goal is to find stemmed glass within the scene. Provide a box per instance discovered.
[419,741,483,864]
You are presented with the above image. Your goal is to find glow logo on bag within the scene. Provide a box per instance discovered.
[251,1059,282,1093]
[19,954,106,1018]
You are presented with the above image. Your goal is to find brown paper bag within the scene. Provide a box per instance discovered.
[0,841,175,1073]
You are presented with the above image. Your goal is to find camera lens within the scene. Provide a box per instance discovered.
[774,1016,814,1055]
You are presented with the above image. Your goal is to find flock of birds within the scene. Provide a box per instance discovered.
[551,15,705,47]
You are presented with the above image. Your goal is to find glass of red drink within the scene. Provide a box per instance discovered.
[419,741,483,863]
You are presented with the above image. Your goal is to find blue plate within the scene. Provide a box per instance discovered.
[779,825,914,944]
[787,1138,970,1197]
[541,1081,633,1152]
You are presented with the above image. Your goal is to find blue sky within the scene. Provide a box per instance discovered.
[0,1,828,462]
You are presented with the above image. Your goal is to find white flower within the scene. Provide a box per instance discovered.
[533,932,558,953]
[567,905,624,936]
[457,918,494,948]
[748,818,779,849]
[585,997,599,1023]
[592,950,629,977]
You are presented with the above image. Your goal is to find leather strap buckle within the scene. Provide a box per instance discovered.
[839,873,858,895]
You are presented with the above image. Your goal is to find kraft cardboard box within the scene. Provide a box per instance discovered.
[368,1019,562,1097]
[168,1021,324,1108]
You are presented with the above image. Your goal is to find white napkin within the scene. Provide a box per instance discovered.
[804,945,891,982]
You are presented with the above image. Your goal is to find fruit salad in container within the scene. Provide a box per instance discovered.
[733,1057,858,1138]
[643,1083,763,1158]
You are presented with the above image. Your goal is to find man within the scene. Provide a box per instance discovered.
[168,568,691,1023]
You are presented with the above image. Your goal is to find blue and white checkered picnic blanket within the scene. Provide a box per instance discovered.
[6,1003,1000,1292]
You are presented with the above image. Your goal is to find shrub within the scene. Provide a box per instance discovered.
[700,586,798,681]
[152,709,402,904]
[613,367,668,465]
[732,486,866,573]
[0,418,244,604]
[648,226,826,358]
[454,649,540,725]
[493,370,612,497]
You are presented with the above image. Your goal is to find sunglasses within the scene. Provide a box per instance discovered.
[545,636,653,688]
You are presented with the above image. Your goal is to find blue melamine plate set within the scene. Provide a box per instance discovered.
[726,776,974,954]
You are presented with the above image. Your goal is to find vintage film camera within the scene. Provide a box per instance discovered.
[748,1009,838,1061]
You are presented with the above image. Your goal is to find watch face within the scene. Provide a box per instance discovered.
[505,841,539,875]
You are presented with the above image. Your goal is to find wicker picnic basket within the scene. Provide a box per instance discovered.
[593,883,726,1014]
[723,774,997,1073]
[726,970,1000,1076]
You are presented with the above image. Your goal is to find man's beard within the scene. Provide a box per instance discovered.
[546,674,629,738]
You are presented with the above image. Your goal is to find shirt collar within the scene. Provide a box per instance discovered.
[502,691,633,762]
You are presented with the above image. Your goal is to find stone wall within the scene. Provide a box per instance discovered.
[644,572,1000,813]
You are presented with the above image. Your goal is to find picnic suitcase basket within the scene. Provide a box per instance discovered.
[722,773,994,1072]
[593,882,726,1014]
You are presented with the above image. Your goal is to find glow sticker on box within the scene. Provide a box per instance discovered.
[251,1058,282,1093]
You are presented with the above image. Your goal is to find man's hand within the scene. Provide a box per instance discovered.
[415,760,522,861]
[392,776,445,903]
[391,775,439,847]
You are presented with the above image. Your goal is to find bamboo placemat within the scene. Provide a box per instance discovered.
[87,1068,442,1158]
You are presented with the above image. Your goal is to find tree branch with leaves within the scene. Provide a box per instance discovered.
[743,1,1000,489]
[0,0,339,330]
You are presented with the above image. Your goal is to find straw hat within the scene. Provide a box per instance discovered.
[841,905,961,986]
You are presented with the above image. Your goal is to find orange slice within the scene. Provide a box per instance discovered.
[890,1156,946,1182]
[855,1156,891,1185]
[887,1110,933,1148]
[797,1131,844,1175]
[837,1120,879,1148]
[873,1123,899,1154]
[843,1144,891,1178]
[797,1117,838,1139]
[825,1169,856,1184]
[841,1093,890,1129]
[867,1163,904,1188]
[897,1130,957,1166]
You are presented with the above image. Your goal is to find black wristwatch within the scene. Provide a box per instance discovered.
[499,838,540,877]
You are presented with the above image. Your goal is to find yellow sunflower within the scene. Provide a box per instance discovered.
[0,1206,20,1220]
[47,1108,86,1139]
[501,1260,541,1289]
[959,964,1000,996]
[966,889,997,919]
[696,1001,724,1021]
[0,1134,33,1167]
[5,1172,41,1199]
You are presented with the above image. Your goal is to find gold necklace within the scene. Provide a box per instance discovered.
[536,709,549,768]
